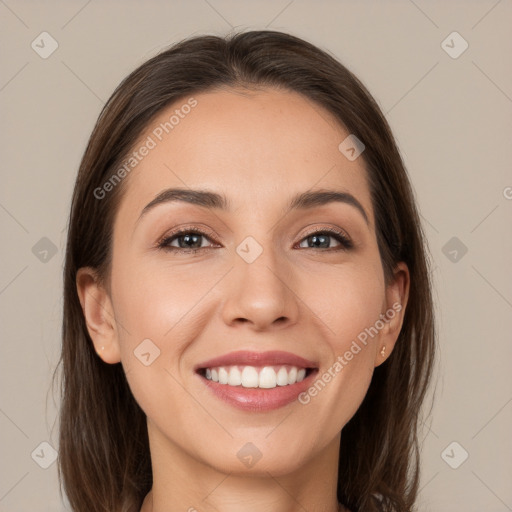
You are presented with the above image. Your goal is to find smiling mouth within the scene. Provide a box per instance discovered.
[197,365,317,389]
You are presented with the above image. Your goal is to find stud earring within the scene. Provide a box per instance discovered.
[380,346,386,358]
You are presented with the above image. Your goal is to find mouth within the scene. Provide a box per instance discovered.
[197,365,316,389]
[194,350,319,411]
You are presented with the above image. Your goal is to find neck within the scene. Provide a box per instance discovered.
[141,420,344,512]
[141,493,347,512]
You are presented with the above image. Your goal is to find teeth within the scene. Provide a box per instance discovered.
[218,367,229,384]
[259,367,277,388]
[276,367,289,386]
[241,366,259,388]
[228,366,241,386]
[203,365,309,389]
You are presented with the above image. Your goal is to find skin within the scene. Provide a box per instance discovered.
[77,87,409,512]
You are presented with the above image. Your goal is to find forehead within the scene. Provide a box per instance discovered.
[115,86,373,228]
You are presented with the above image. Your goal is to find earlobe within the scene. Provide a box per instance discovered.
[375,262,410,367]
[76,267,122,364]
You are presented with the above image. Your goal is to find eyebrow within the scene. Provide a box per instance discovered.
[137,187,369,225]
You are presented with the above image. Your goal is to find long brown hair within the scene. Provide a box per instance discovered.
[53,30,437,512]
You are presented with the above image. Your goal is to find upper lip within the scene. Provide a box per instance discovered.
[194,350,318,371]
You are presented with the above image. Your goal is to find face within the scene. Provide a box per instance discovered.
[78,87,408,478]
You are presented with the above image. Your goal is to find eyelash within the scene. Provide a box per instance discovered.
[156,226,353,254]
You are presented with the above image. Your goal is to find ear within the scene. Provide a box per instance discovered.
[374,262,410,367]
[76,267,122,364]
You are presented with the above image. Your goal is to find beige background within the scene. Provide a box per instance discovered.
[1,1,511,511]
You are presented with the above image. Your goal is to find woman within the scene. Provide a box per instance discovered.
[55,30,437,512]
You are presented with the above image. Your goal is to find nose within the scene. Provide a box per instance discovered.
[220,243,300,332]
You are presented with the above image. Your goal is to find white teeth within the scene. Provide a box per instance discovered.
[276,367,289,386]
[203,365,309,389]
[241,366,259,388]
[228,366,242,386]
[218,367,229,384]
[258,367,277,388]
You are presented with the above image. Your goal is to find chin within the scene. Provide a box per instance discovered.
[190,433,317,477]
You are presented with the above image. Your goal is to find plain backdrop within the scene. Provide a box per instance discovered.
[0,1,511,511]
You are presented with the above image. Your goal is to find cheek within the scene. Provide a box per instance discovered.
[305,259,385,349]
[111,256,213,342]
[110,255,224,394]
[110,259,208,421]
[296,260,383,418]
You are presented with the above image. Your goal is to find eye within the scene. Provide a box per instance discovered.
[156,226,353,254]
[157,227,219,253]
[297,228,353,251]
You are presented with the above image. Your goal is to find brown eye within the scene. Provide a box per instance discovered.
[298,229,353,250]
[157,228,219,253]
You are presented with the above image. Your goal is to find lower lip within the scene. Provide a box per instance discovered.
[197,370,318,412]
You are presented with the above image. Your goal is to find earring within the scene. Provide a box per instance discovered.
[380,346,386,358]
